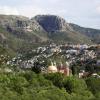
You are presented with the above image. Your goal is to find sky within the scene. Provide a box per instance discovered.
[0,0,100,29]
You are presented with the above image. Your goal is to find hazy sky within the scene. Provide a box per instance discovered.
[0,0,100,29]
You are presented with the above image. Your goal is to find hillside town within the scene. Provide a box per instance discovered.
[4,43,99,78]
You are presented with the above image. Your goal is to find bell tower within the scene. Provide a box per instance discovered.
[65,61,70,76]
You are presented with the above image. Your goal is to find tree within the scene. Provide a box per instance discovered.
[85,77,100,95]
[44,73,64,88]
[32,61,41,73]
[63,77,87,93]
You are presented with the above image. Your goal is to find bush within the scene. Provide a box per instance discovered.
[86,77,100,94]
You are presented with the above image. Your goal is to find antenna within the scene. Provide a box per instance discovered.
[66,61,69,67]
[60,61,63,68]
[50,59,53,66]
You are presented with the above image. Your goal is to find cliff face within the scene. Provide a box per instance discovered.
[34,15,94,44]
[34,15,73,33]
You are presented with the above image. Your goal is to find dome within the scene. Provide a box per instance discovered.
[47,65,58,73]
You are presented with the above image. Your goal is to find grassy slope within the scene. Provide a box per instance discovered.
[70,23,100,43]
[0,26,49,54]
[49,30,93,44]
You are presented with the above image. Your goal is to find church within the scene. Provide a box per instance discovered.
[47,62,71,76]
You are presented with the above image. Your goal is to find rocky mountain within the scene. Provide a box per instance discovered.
[33,15,93,44]
[0,14,99,54]
[34,15,73,32]
[0,15,44,31]
[0,15,49,54]
[0,15,48,41]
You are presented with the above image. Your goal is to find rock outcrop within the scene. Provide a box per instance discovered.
[0,15,44,32]
[34,15,73,33]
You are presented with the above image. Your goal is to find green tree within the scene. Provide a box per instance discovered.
[86,77,100,94]
[63,76,87,93]
[44,73,64,88]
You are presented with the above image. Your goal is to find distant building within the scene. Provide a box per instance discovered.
[57,61,71,76]
[47,62,58,73]
[47,62,71,76]
[57,65,70,76]
[79,70,85,78]
[79,70,91,78]
[91,73,100,78]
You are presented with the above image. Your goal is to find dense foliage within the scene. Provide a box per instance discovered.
[0,71,100,100]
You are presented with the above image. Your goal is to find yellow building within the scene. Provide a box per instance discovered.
[47,62,58,73]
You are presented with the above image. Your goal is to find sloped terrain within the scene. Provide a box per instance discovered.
[70,23,100,43]
[34,15,93,44]
[0,14,99,54]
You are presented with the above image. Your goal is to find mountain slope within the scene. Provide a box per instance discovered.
[0,15,49,53]
[70,23,100,43]
[34,15,93,44]
[0,14,99,54]
[34,15,73,32]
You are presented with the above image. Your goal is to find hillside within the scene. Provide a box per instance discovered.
[70,23,100,43]
[0,15,49,54]
[0,14,100,54]
[34,15,93,44]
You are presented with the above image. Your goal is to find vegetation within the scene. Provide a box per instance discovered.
[0,70,100,100]
[0,14,99,100]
